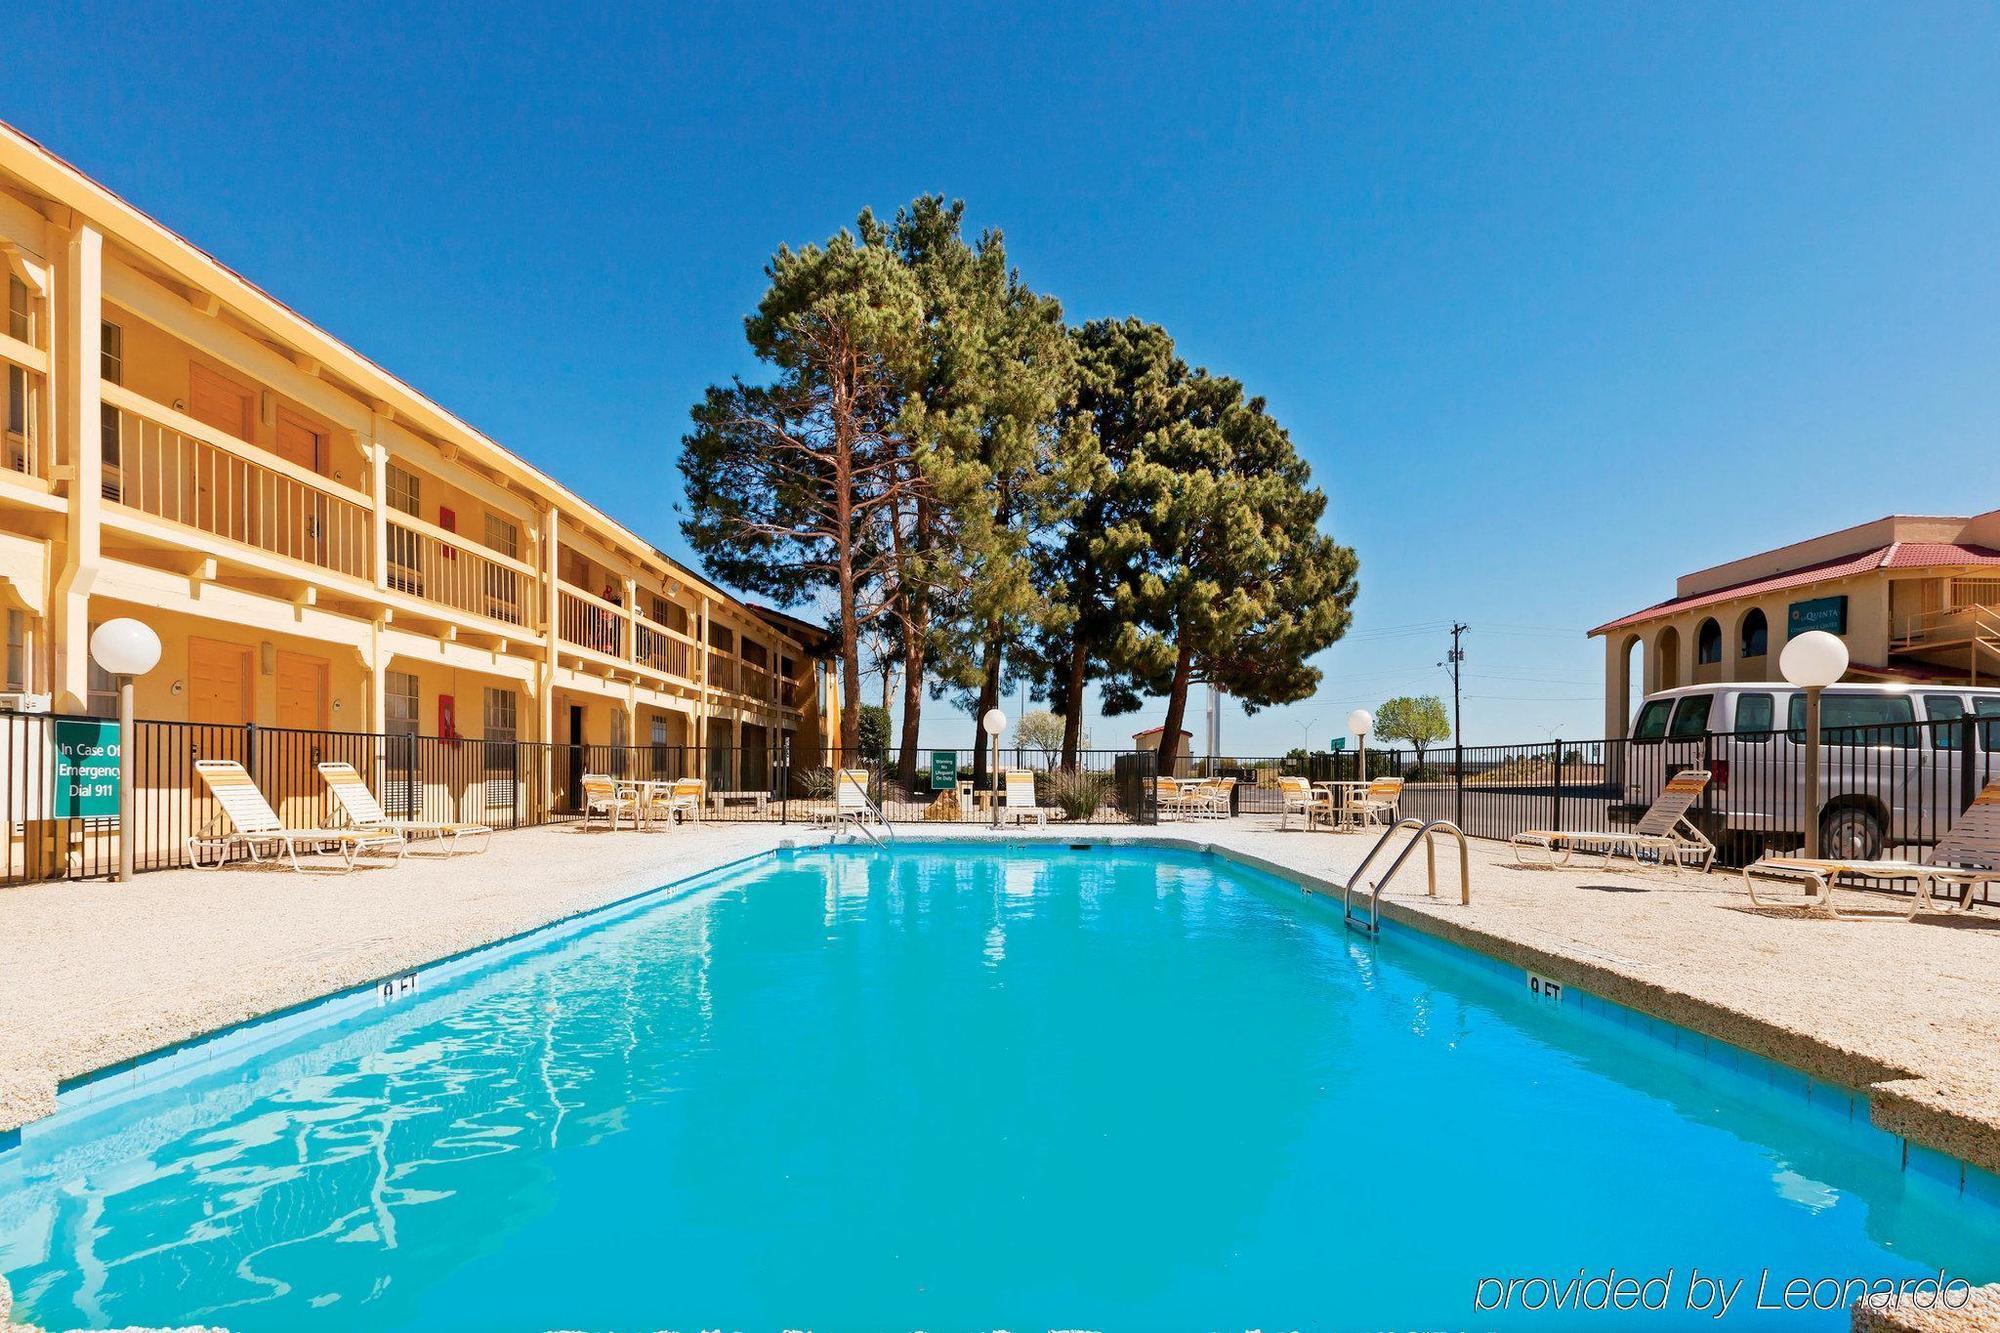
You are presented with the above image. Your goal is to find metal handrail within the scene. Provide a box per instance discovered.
[1342,817,1470,934]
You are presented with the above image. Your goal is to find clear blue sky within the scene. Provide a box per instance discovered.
[11,2,1999,751]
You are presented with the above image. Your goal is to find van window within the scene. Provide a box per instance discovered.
[1733,692,1774,740]
[1786,693,1918,748]
[1975,697,2000,752]
[1667,694,1713,739]
[1924,695,1967,750]
[1632,699,1672,742]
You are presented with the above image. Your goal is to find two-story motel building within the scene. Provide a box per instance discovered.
[1591,511,2000,737]
[0,120,837,820]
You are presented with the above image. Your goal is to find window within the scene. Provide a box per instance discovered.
[1695,618,1722,665]
[5,610,25,692]
[1738,609,1768,659]
[483,514,521,622]
[100,322,122,385]
[1786,692,1918,748]
[1632,698,1673,741]
[1925,694,1967,750]
[385,465,422,592]
[85,625,117,716]
[1733,692,1774,740]
[385,670,420,735]
[1667,694,1713,738]
[483,688,516,743]
[481,687,519,807]
[7,275,28,342]
[1976,697,2000,752]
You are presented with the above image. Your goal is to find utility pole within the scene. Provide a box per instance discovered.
[1448,623,1468,828]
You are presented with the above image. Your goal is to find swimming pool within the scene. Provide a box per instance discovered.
[1,841,1994,1329]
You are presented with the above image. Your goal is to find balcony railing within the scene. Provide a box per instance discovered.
[636,621,693,678]
[2,333,46,479]
[103,385,370,579]
[558,586,625,657]
[706,651,736,693]
[385,515,535,628]
[740,662,771,702]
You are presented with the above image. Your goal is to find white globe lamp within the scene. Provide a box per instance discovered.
[1347,708,1374,738]
[1348,709,1374,785]
[1778,630,1847,858]
[89,618,161,883]
[981,708,1006,828]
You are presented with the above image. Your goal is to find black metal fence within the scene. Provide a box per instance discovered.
[1,716,1163,884]
[7,711,1998,901]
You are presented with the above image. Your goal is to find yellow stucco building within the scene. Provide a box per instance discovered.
[0,120,837,834]
[1591,511,2000,736]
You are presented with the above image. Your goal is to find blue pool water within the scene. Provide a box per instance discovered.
[2,842,1995,1330]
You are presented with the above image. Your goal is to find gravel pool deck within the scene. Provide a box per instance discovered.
[4,818,2000,1330]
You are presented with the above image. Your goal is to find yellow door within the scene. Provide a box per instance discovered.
[273,410,326,566]
[189,638,253,725]
[275,651,328,730]
[188,363,256,545]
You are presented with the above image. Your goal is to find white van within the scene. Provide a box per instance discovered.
[1622,682,2000,860]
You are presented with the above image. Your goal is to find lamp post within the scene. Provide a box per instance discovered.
[1348,708,1374,784]
[982,707,1006,830]
[89,619,162,883]
[1779,630,1848,859]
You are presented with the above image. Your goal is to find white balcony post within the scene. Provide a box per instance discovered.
[52,223,103,713]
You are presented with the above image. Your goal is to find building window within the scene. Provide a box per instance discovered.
[5,609,25,693]
[386,465,422,592]
[101,321,122,384]
[385,670,420,735]
[1739,609,1768,660]
[7,275,28,343]
[386,464,421,516]
[1695,618,1722,665]
[483,687,517,743]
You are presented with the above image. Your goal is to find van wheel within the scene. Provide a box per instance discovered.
[1820,806,1885,861]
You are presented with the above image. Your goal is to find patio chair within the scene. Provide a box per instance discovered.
[580,773,641,831]
[318,762,492,855]
[1193,776,1237,820]
[1741,778,2000,919]
[1002,769,1052,826]
[812,768,881,832]
[641,776,705,826]
[1154,777,1200,821]
[1278,775,1331,830]
[1510,769,1715,873]
[1345,777,1404,829]
[190,759,404,873]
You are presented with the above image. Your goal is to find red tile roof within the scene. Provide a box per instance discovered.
[1590,542,2000,636]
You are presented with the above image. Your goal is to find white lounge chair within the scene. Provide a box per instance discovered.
[190,759,404,873]
[1154,777,1201,821]
[1277,775,1331,830]
[1002,769,1052,826]
[580,773,641,831]
[318,761,492,855]
[1190,777,1236,820]
[1742,778,2000,919]
[1511,769,1715,873]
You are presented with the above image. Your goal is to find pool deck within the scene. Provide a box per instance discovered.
[4,819,1999,1183]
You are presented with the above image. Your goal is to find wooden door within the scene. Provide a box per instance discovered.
[189,638,254,725]
[189,363,254,440]
[273,650,330,818]
[273,410,326,565]
[275,651,328,730]
[188,364,255,546]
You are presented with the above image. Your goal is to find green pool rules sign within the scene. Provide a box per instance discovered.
[930,750,958,790]
[53,718,121,818]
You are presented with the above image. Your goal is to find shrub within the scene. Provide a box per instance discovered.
[1038,768,1114,821]
[798,766,835,799]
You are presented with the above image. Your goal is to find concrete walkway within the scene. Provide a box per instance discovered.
[4,817,1999,1187]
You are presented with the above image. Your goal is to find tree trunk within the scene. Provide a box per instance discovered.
[897,637,925,786]
[969,629,1003,789]
[1156,638,1195,777]
[1060,634,1089,769]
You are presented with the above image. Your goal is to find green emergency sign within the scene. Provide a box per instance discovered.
[53,718,121,818]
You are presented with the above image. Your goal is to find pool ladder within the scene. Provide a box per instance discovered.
[1342,817,1470,935]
